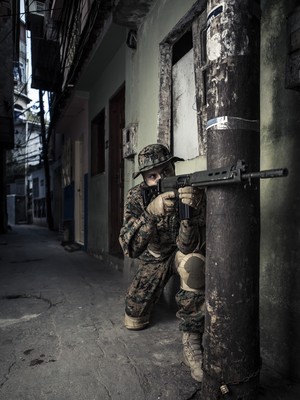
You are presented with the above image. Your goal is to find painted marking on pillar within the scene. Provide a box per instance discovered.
[207,3,225,61]
[207,4,224,29]
[206,116,259,131]
[206,2,251,59]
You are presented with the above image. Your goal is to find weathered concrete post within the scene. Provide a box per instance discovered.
[201,1,261,398]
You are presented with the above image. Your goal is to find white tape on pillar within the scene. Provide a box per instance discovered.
[206,116,259,131]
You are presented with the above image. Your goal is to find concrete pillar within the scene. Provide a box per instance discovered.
[202,1,261,398]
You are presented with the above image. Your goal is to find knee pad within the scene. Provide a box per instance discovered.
[175,252,205,292]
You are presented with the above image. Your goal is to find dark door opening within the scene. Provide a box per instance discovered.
[108,84,125,257]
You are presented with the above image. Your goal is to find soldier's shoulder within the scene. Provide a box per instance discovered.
[126,183,145,205]
[125,183,145,212]
[127,183,143,197]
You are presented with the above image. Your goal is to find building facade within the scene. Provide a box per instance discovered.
[0,0,17,232]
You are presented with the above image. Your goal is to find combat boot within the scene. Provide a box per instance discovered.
[182,332,203,382]
[124,313,149,330]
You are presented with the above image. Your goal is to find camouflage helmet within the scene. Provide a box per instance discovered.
[133,143,183,179]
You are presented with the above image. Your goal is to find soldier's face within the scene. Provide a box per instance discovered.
[143,162,175,186]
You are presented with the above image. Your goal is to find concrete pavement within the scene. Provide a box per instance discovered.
[0,225,201,400]
[0,225,299,400]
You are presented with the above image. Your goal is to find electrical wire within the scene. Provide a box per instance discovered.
[0,7,64,19]
[49,0,105,119]
[9,0,107,159]
[48,0,99,85]
[65,0,104,83]
[12,76,33,108]
[6,154,41,166]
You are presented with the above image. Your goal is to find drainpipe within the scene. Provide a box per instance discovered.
[201,1,261,399]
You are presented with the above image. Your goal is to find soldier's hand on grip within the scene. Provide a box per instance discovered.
[146,191,176,216]
[178,187,203,209]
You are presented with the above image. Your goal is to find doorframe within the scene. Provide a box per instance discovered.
[74,139,84,244]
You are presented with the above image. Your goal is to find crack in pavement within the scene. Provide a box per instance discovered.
[0,361,16,388]
[1,293,54,308]
[0,293,57,328]
[50,314,63,362]
[9,258,44,264]
[117,337,151,397]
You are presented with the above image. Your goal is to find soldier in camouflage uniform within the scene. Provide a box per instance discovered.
[119,143,206,382]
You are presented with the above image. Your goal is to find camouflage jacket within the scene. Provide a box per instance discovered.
[119,182,206,263]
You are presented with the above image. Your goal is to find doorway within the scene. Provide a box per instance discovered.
[108,84,125,256]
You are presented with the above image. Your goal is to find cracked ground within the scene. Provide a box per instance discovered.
[0,225,201,400]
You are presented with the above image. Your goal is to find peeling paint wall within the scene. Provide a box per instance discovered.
[123,0,207,193]
[260,0,300,381]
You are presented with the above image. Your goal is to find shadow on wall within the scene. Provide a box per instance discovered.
[259,0,300,383]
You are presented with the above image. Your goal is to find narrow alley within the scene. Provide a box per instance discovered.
[0,225,299,400]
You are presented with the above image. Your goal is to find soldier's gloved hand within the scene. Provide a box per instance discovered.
[178,187,203,210]
[146,191,176,216]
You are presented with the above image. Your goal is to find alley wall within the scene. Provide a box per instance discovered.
[88,42,126,255]
[260,0,300,381]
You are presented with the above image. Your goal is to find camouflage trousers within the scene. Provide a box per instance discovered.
[125,252,205,332]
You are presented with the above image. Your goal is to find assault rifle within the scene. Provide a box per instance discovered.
[142,160,288,219]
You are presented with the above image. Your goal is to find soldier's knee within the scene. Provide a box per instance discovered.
[175,251,205,292]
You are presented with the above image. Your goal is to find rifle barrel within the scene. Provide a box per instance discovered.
[242,168,288,180]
